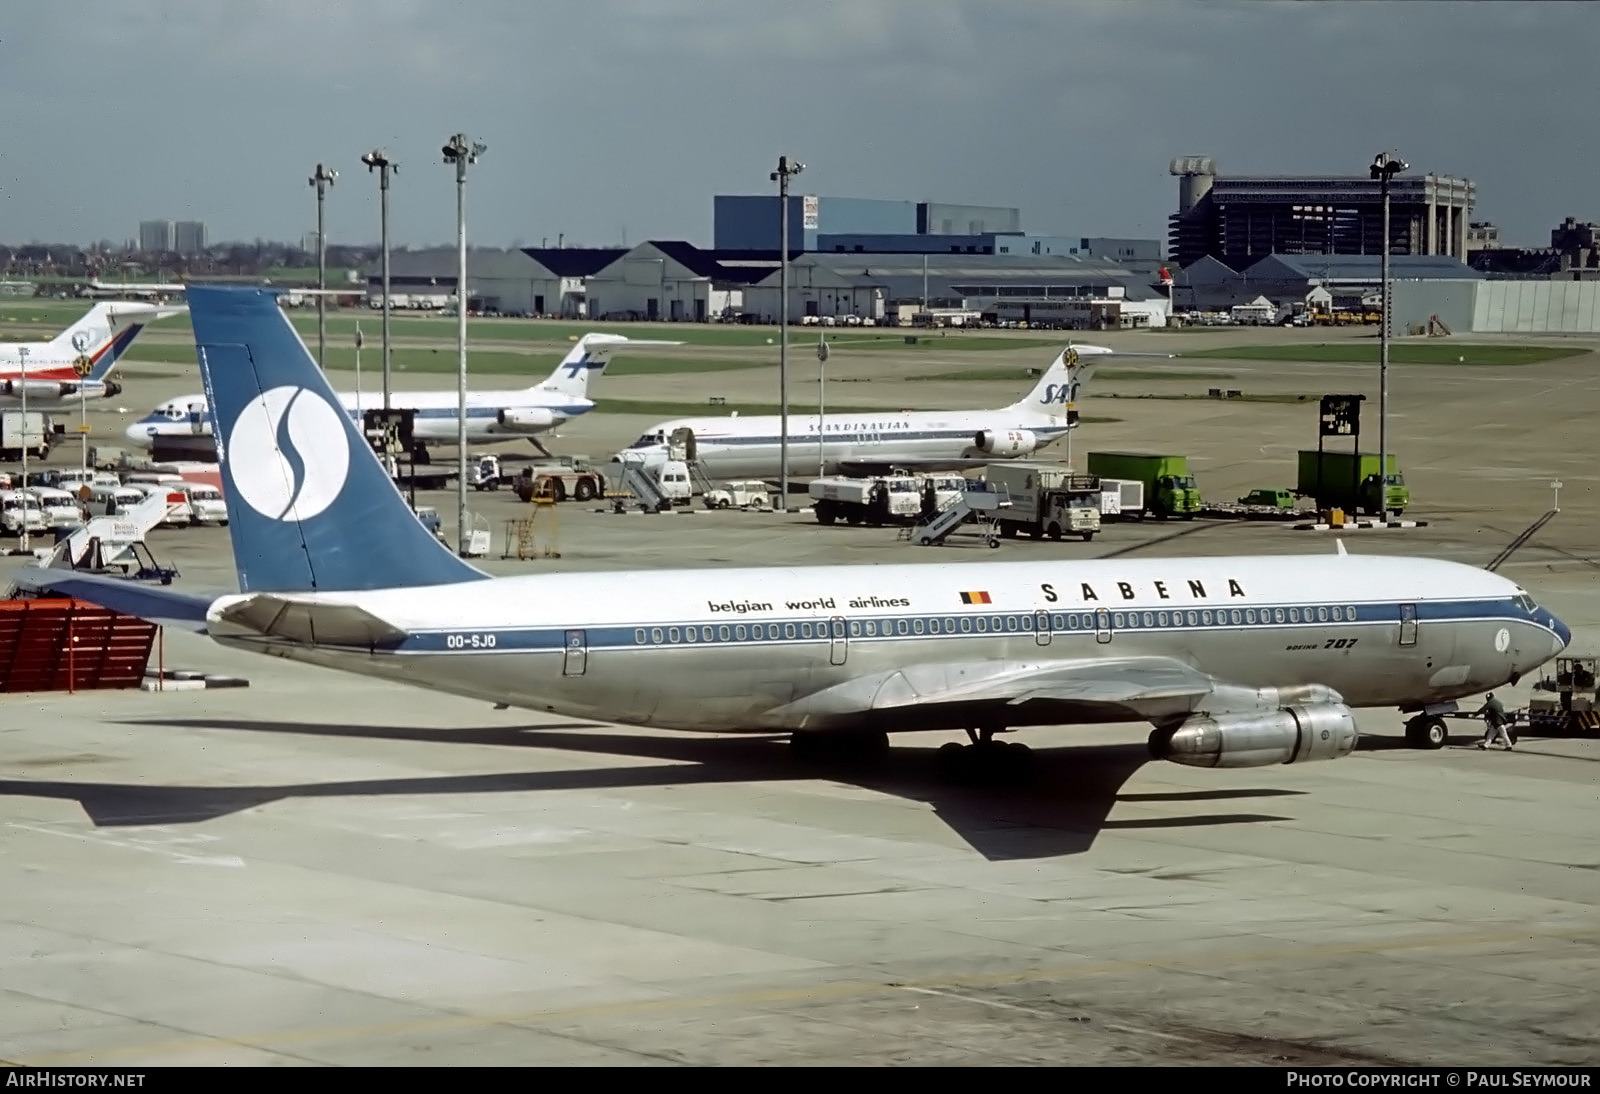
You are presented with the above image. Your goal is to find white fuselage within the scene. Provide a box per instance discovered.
[623,408,1071,479]
[207,555,1566,735]
[125,388,595,454]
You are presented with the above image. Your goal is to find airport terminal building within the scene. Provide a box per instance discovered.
[1168,156,1477,270]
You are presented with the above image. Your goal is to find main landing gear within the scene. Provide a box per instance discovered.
[789,730,890,764]
[936,726,1032,784]
[1404,714,1449,750]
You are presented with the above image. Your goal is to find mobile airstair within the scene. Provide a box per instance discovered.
[610,455,672,513]
[902,488,1010,547]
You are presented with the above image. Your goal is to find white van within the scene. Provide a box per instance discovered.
[54,468,121,492]
[88,484,148,518]
[123,471,184,488]
[0,490,47,535]
[654,460,693,506]
[126,482,192,527]
[171,481,228,525]
[27,487,84,529]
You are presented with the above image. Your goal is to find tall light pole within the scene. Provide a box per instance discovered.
[361,149,397,411]
[1370,151,1407,522]
[17,345,29,553]
[309,163,337,369]
[770,155,803,508]
[443,133,486,557]
[816,334,830,476]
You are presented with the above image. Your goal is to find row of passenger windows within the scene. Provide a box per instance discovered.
[632,605,1362,646]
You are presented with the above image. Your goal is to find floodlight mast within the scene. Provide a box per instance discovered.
[443,134,485,557]
[308,164,337,369]
[1369,151,1408,522]
[770,155,804,509]
[361,149,398,412]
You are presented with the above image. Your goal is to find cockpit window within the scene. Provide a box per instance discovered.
[1515,594,1536,612]
[628,431,665,449]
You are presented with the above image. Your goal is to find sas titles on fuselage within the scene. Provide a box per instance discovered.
[1039,577,1247,604]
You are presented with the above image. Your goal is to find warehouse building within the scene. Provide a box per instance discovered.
[1390,279,1600,334]
[584,241,770,322]
[1173,253,1480,314]
[713,195,1020,251]
[365,247,626,316]
[1168,156,1477,269]
[741,252,1168,329]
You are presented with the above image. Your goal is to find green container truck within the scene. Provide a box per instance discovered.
[1085,452,1203,519]
[1295,451,1410,516]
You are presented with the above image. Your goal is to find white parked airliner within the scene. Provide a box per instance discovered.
[27,285,1571,782]
[0,301,186,409]
[620,343,1142,478]
[123,332,677,460]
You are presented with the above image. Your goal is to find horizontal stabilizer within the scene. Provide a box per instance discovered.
[213,594,408,649]
[9,570,214,632]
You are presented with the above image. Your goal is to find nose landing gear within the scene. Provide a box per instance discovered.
[1403,715,1449,750]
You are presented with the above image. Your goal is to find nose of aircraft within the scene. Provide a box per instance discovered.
[124,420,153,445]
[1547,610,1572,657]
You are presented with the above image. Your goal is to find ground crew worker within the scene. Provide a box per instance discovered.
[1477,693,1514,750]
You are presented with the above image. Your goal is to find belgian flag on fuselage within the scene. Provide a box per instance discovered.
[959,591,992,605]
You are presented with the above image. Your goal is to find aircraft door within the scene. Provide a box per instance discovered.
[829,617,847,665]
[1095,608,1112,645]
[563,629,588,676]
[187,402,205,434]
[1398,604,1418,647]
[1034,610,1051,647]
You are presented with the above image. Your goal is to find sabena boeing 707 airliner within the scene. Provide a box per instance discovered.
[22,286,1570,780]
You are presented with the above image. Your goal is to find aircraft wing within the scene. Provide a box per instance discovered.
[7,570,215,632]
[771,655,1226,724]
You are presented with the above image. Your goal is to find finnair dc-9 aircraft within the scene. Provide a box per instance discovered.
[123,332,676,461]
[27,286,1570,782]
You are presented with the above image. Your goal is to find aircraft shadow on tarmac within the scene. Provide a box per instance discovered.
[0,718,1304,861]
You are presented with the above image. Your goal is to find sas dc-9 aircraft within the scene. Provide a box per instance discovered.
[620,342,1160,478]
[24,285,1571,784]
[123,332,677,461]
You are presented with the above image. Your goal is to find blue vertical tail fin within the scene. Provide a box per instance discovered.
[187,285,489,593]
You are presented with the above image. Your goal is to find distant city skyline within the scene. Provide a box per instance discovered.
[0,2,1594,252]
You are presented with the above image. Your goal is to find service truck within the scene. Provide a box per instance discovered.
[810,475,921,526]
[985,462,1101,540]
[510,456,609,503]
[1295,451,1409,516]
[1085,452,1203,519]
[0,411,51,461]
[1098,478,1145,520]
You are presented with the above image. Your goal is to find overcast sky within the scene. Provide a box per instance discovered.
[1,0,1592,253]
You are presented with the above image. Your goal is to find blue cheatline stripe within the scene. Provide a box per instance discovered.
[134,403,591,430]
[678,426,1074,448]
[370,596,1551,657]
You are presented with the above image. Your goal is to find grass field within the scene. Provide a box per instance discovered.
[1100,391,1317,404]
[118,341,765,378]
[594,397,1121,422]
[1182,343,1589,366]
[0,299,1065,354]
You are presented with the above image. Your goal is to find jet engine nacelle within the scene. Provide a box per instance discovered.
[496,406,556,433]
[1150,703,1358,768]
[2,380,76,401]
[973,429,1037,457]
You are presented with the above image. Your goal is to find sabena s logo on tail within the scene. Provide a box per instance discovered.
[227,385,351,520]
